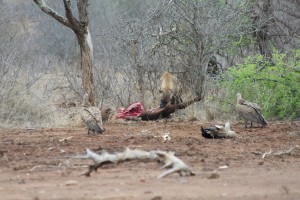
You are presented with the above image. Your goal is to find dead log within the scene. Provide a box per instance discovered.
[74,148,195,178]
[139,96,201,121]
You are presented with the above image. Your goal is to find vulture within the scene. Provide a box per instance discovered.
[201,122,237,139]
[236,93,267,128]
[81,94,105,134]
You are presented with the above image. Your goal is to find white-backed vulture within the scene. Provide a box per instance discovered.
[201,122,237,139]
[236,93,267,128]
[81,94,105,134]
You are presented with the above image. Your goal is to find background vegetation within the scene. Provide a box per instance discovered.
[0,0,299,127]
[220,49,300,120]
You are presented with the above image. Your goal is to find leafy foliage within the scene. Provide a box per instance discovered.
[220,48,300,120]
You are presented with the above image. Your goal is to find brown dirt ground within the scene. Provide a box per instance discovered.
[1,120,300,200]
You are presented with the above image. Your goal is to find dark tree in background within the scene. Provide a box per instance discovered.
[248,0,299,60]
[32,0,96,105]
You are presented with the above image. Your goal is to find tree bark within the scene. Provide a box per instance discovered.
[130,36,144,103]
[251,0,272,60]
[76,30,95,105]
[32,0,95,105]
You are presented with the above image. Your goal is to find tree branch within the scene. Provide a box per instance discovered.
[63,0,79,26]
[77,0,89,26]
[63,0,86,33]
[32,0,72,29]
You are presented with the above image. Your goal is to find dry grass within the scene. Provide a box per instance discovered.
[0,86,55,128]
[0,72,81,128]
[0,70,237,128]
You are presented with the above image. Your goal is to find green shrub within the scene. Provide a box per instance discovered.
[220,48,300,120]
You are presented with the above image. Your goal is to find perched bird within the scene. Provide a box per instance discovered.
[201,122,237,139]
[81,94,105,134]
[236,93,267,128]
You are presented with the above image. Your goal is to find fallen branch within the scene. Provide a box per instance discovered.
[262,146,298,159]
[30,163,63,172]
[262,150,272,159]
[155,151,196,178]
[74,148,195,178]
[139,96,201,121]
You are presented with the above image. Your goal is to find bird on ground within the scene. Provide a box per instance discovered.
[201,122,237,139]
[236,92,267,128]
[81,94,105,134]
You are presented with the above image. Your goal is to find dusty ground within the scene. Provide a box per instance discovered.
[1,120,300,200]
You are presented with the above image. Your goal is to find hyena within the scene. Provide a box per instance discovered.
[159,71,182,108]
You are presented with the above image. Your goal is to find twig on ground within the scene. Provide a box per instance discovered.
[73,148,195,178]
[30,165,45,171]
[262,150,272,159]
[262,146,298,159]
[47,147,65,153]
[30,163,63,172]
[59,136,73,142]
[1,153,9,162]
[251,151,263,156]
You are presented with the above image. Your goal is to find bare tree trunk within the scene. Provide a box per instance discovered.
[131,37,144,103]
[76,31,95,105]
[32,0,95,105]
[191,7,206,98]
[251,0,273,60]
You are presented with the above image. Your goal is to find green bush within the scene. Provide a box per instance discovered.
[220,49,300,120]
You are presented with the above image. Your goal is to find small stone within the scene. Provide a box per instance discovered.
[207,171,220,179]
[140,178,146,183]
[219,165,228,169]
[65,180,78,186]
[258,161,264,165]
[151,196,162,200]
